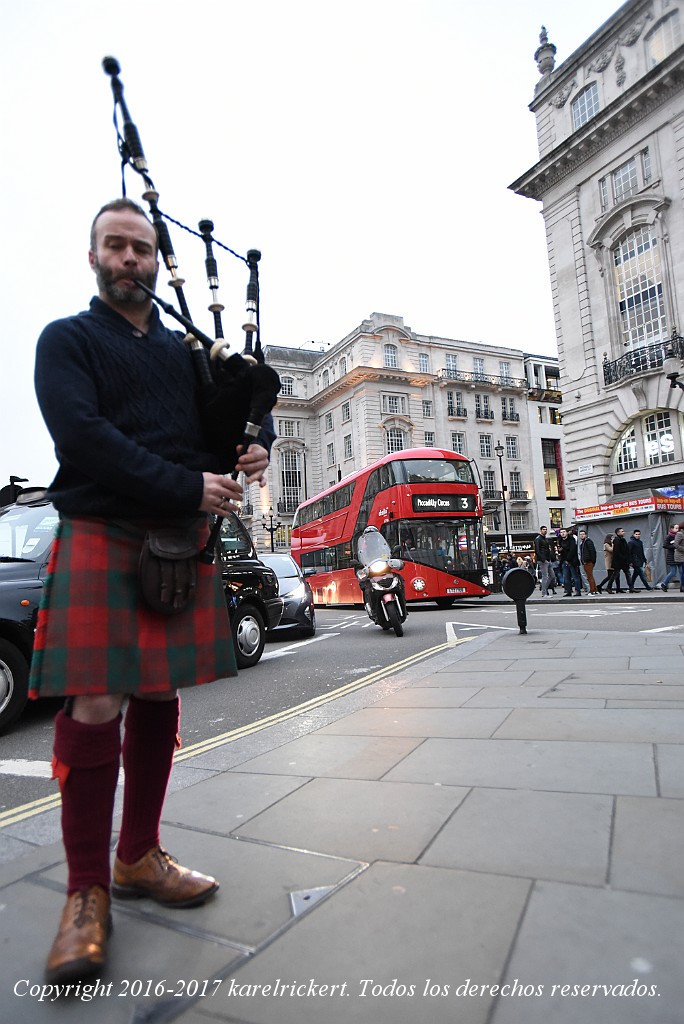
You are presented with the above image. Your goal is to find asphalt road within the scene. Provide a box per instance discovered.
[1,596,682,822]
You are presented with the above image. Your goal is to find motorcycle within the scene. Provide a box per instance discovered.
[355,526,408,637]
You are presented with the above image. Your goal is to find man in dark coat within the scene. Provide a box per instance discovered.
[534,526,554,596]
[628,529,653,591]
[578,529,598,595]
[611,527,632,592]
[558,527,582,597]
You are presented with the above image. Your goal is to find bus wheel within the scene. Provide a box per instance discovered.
[387,602,404,637]
[435,597,455,609]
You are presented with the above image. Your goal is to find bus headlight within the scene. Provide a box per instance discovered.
[481,574,490,587]
[412,577,426,592]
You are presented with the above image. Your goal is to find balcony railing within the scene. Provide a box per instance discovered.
[603,332,684,386]
[277,499,300,515]
[475,410,495,420]
[482,489,503,501]
[438,368,528,389]
[447,407,467,417]
[502,412,520,422]
[509,490,530,501]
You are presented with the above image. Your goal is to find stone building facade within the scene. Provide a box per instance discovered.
[242,313,573,554]
[510,0,684,563]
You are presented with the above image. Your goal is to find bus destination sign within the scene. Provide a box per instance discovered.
[412,494,474,513]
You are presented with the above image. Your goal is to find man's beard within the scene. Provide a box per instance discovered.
[93,258,158,305]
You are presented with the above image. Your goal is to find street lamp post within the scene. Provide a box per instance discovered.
[494,441,511,552]
[261,506,281,553]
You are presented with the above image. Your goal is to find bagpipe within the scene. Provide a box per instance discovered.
[102,57,281,562]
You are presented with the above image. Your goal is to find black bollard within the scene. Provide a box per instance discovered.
[502,567,536,634]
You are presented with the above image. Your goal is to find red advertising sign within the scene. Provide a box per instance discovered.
[575,496,684,521]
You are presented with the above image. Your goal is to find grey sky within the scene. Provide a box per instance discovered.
[1,0,621,487]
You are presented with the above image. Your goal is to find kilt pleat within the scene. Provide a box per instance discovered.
[29,516,237,699]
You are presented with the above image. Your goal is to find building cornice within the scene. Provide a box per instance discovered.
[510,46,684,201]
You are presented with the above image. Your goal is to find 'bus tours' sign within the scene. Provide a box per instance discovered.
[574,496,684,522]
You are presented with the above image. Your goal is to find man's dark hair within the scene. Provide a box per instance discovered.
[90,198,156,252]
[539,526,547,531]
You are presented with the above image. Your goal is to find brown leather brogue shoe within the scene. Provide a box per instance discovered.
[112,846,219,908]
[45,886,112,984]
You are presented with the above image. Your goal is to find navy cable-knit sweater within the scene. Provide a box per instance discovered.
[35,297,274,518]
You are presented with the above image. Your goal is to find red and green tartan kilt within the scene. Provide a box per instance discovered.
[28,515,237,700]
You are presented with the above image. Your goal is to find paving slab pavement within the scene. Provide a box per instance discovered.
[2,622,684,1024]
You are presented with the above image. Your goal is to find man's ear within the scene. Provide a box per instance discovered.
[88,249,96,271]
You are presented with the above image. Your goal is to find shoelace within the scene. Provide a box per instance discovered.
[73,888,102,927]
[154,847,179,871]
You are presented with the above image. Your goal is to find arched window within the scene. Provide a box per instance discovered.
[613,412,681,472]
[384,344,398,368]
[339,357,347,376]
[646,11,681,67]
[613,226,666,350]
[321,369,330,388]
[386,427,406,453]
[572,82,599,130]
[280,376,294,397]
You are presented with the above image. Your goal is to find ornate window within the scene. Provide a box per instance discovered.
[447,391,464,416]
[386,428,406,454]
[324,412,333,431]
[419,353,430,372]
[326,442,335,466]
[479,434,492,458]
[646,11,681,67]
[280,376,294,397]
[473,357,486,380]
[339,357,347,376]
[614,425,639,472]
[321,370,330,388]
[422,400,433,417]
[572,82,599,130]
[341,400,351,422]
[384,344,398,368]
[613,227,666,350]
[344,434,353,460]
[424,431,435,447]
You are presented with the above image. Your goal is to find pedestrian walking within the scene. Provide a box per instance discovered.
[627,529,653,591]
[31,198,276,984]
[658,523,680,591]
[578,530,598,594]
[596,534,616,593]
[611,527,632,593]
[673,522,684,592]
[558,528,582,597]
[534,525,554,596]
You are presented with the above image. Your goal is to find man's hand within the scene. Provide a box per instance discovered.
[234,443,269,486]
[200,473,243,515]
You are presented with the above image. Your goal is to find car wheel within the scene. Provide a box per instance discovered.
[299,608,316,638]
[0,639,30,733]
[231,604,266,668]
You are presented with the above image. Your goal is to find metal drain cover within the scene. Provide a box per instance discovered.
[289,885,336,916]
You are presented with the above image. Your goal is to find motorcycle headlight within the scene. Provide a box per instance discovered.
[369,559,389,575]
[412,577,426,592]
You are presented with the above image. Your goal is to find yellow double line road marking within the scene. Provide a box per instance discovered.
[0,636,474,829]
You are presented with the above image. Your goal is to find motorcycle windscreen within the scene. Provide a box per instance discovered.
[357,528,392,566]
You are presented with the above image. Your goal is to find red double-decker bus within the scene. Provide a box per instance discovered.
[290,448,490,606]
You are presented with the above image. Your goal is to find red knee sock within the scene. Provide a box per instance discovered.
[53,708,122,895]
[116,695,180,865]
